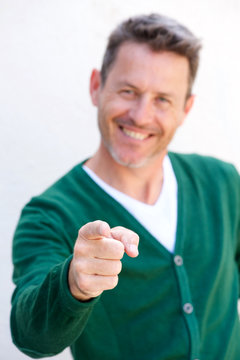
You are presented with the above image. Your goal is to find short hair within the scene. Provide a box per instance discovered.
[100,14,202,96]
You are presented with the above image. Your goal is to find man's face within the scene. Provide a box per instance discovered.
[90,42,194,168]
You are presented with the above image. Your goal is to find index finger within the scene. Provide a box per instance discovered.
[79,220,111,240]
[110,226,139,257]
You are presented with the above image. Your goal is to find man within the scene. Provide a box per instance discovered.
[11,14,240,360]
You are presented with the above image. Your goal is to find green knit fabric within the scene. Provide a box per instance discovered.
[11,152,240,360]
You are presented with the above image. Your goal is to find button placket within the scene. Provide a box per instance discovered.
[172,252,200,358]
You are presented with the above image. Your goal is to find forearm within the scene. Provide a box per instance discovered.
[11,257,100,358]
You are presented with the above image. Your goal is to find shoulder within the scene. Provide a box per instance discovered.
[168,153,240,225]
[168,152,239,182]
[168,152,240,205]
[20,162,89,221]
[14,161,93,245]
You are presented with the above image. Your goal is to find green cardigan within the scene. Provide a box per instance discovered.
[11,153,240,360]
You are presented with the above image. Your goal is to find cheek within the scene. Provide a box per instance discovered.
[105,97,131,117]
[155,109,174,126]
[165,107,183,124]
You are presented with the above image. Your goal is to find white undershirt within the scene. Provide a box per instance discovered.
[82,156,178,253]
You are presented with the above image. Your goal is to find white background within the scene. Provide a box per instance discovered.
[1,0,240,359]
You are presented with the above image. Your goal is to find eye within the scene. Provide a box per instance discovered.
[121,89,135,95]
[157,96,168,103]
[119,88,137,99]
[155,96,170,109]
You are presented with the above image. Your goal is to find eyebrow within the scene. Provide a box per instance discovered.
[156,91,174,99]
[117,81,138,90]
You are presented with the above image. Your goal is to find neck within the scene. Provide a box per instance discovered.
[85,145,167,205]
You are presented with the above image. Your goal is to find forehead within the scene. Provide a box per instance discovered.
[105,42,189,92]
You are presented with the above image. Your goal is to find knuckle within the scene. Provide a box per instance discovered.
[115,261,122,275]
[75,259,86,273]
[74,240,87,256]
[78,274,90,293]
[108,275,119,290]
[133,232,140,244]
[77,228,84,243]
[111,225,124,231]
[78,224,87,237]
[116,242,125,259]
[97,220,110,236]
[92,219,102,228]
[78,222,93,237]
[127,230,139,243]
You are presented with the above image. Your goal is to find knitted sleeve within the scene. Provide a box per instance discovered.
[10,201,100,358]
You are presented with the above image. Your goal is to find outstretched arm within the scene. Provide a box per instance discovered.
[11,214,139,358]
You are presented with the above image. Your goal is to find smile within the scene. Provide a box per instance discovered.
[121,127,149,140]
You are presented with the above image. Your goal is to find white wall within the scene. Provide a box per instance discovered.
[1,0,239,359]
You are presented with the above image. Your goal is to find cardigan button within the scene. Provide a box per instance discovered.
[183,303,193,314]
[174,255,183,266]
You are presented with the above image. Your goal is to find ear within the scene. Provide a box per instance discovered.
[184,94,195,117]
[178,94,195,126]
[89,69,101,106]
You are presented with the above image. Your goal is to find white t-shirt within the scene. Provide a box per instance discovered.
[83,156,178,253]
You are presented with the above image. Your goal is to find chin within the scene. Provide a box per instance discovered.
[109,148,150,169]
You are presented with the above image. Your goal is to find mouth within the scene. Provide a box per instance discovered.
[120,126,151,141]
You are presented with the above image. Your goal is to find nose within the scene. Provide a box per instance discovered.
[129,95,153,126]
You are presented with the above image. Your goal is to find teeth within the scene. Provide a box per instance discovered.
[122,127,148,140]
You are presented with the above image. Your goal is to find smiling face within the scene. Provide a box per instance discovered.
[90,42,194,168]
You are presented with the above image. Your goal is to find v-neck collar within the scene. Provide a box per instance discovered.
[76,152,185,260]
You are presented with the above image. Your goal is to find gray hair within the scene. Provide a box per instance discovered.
[100,14,202,96]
